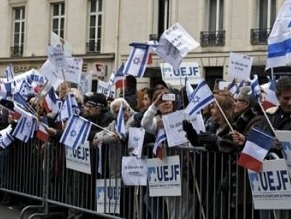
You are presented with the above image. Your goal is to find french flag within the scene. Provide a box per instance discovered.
[237,127,274,172]
[36,116,50,143]
[262,78,279,110]
[43,87,60,113]
[114,63,125,89]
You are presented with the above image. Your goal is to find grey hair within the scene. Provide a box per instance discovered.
[276,76,291,96]
[110,98,135,114]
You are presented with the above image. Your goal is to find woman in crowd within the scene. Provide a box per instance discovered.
[141,88,195,219]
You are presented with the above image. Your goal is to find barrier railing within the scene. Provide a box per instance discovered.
[0,139,262,219]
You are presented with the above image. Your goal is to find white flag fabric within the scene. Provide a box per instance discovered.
[156,23,200,70]
[184,80,215,117]
[123,43,150,77]
[266,0,291,69]
[60,115,92,149]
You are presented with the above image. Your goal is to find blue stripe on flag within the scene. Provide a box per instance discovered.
[188,95,214,116]
[72,121,88,149]
[268,39,291,58]
[248,127,273,151]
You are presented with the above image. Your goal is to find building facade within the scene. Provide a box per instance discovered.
[0,0,285,90]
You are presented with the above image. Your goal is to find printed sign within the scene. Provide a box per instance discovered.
[228,52,253,80]
[96,179,121,214]
[65,141,91,174]
[274,130,291,177]
[162,110,189,147]
[147,156,181,197]
[121,156,147,186]
[248,159,291,209]
[160,62,201,85]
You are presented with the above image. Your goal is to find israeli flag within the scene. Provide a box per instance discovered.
[266,0,291,69]
[115,103,126,139]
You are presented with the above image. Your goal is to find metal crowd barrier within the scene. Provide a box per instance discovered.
[0,139,264,219]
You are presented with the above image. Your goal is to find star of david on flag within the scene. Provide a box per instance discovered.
[12,116,37,143]
[123,43,150,78]
[60,115,92,149]
[184,80,215,117]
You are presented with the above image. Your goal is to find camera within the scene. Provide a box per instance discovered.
[162,93,176,101]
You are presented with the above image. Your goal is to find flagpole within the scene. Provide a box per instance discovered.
[90,121,116,136]
[214,99,234,132]
[258,101,276,135]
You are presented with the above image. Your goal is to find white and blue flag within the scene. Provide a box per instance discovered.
[123,43,149,77]
[12,116,37,143]
[153,128,167,156]
[249,75,261,101]
[60,115,91,149]
[266,0,291,69]
[184,80,215,117]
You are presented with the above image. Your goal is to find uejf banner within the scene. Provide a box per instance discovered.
[160,62,201,85]
[248,159,291,209]
[96,179,121,214]
[147,156,181,197]
[65,141,91,174]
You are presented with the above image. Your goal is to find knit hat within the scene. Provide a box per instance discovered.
[236,86,254,101]
[85,93,107,108]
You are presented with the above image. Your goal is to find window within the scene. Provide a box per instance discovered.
[151,0,170,39]
[200,0,225,47]
[12,7,25,56]
[258,0,276,29]
[209,0,224,31]
[51,2,65,38]
[87,0,102,53]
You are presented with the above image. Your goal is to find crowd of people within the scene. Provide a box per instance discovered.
[0,74,290,219]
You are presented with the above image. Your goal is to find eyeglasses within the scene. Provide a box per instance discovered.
[114,107,127,115]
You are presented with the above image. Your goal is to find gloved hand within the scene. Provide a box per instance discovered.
[182,120,198,146]
[198,132,221,148]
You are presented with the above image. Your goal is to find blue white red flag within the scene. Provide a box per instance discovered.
[237,127,274,172]
[114,63,125,89]
[123,43,149,77]
[266,0,291,69]
[184,80,215,117]
[43,87,61,113]
[115,104,126,139]
[60,115,92,149]
[264,77,279,106]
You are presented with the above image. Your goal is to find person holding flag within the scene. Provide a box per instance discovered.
[92,97,136,218]
[232,76,291,219]
[141,88,195,219]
